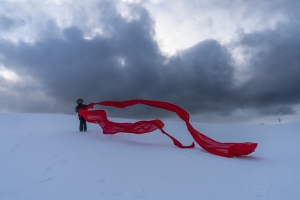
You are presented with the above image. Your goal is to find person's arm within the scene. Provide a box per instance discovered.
[75,105,79,113]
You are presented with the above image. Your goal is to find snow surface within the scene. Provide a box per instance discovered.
[0,113,299,200]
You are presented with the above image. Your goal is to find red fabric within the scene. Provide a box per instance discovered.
[78,99,257,157]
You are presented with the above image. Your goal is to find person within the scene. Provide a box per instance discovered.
[75,98,87,132]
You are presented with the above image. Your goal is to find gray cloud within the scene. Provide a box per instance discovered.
[0,15,25,30]
[0,3,236,118]
[0,4,163,116]
[156,40,235,115]
[237,21,300,115]
[1,1,300,121]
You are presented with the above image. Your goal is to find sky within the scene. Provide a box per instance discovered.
[0,0,300,123]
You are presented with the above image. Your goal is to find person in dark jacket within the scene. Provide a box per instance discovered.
[75,98,87,132]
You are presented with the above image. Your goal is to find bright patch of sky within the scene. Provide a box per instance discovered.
[143,0,288,55]
[0,65,19,81]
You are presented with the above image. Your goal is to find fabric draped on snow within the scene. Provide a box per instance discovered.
[78,99,257,158]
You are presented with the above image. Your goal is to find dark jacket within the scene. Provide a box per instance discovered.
[75,103,87,120]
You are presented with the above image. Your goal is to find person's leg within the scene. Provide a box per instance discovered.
[79,119,84,131]
[83,119,87,131]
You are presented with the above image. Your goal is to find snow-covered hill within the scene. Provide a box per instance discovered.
[1,113,299,200]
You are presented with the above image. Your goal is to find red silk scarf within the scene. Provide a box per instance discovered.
[78,99,257,158]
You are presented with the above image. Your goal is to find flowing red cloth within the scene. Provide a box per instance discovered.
[78,99,257,158]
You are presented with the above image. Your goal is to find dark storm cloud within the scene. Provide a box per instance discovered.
[156,40,235,115]
[0,3,236,118]
[1,1,300,119]
[237,21,300,115]
[0,3,162,116]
